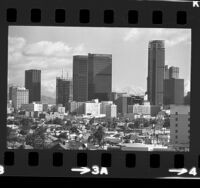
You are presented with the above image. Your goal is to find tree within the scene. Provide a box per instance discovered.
[93,126,105,147]
[163,117,170,128]
[25,126,47,149]
[58,132,68,139]
[133,120,140,129]
[7,128,21,148]
[143,120,150,127]
[70,126,79,134]
[53,117,63,125]
[20,118,32,135]
[64,120,72,130]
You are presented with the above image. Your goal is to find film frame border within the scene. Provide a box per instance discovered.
[0,0,199,178]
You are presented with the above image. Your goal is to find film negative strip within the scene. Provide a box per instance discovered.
[0,0,199,179]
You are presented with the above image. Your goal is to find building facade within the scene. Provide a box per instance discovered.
[88,53,112,101]
[164,65,169,79]
[84,99,101,116]
[73,55,88,102]
[21,102,43,112]
[12,87,29,109]
[170,105,190,151]
[56,77,73,110]
[169,66,179,79]
[100,101,117,118]
[9,86,17,101]
[69,101,85,114]
[164,78,184,105]
[147,40,165,106]
[115,95,128,115]
[25,69,41,103]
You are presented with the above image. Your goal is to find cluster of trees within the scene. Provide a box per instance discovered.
[25,126,47,149]
[88,125,106,147]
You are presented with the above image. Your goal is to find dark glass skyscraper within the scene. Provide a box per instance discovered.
[88,53,112,101]
[164,78,184,105]
[25,69,41,103]
[147,40,165,106]
[56,77,73,109]
[73,55,88,102]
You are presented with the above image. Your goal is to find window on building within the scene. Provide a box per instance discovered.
[175,130,178,133]
[175,123,178,127]
[175,117,178,121]
[175,135,178,139]
[175,112,178,115]
[188,117,190,121]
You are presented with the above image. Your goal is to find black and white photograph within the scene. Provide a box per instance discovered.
[7,26,191,151]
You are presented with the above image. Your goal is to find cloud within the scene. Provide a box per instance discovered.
[8,37,86,96]
[23,41,86,58]
[123,29,140,41]
[8,37,26,53]
[123,28,191,47]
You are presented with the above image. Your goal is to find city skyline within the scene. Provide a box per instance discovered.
[8,26,191,98]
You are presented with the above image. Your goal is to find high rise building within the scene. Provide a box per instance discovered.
[147,40,165,106]
[169,66,179,79]
[164,78,184,105]
[12,87,29,109]
[88,53,112,101]
[25,69,41,103]
[73,55,88,101]
[56,77,73,110]
[164,65,169,79]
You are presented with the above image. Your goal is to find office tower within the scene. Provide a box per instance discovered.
[164,78,184,105]
[88,53,112,101]
[147,40,165,106]
[164,65,169,79]
[169,66,179,79]
[25,69,41,103]
[56,77,73,109]
[73,55,88,101]
[12,87,29,109]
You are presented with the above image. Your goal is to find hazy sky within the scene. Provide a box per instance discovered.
[8,26,191,98]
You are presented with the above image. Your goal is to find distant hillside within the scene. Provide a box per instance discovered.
[41,95,55,104]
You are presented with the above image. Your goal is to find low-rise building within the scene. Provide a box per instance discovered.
[100,101,117,118]
[21,102,43,112]
[128,102,160,117]
[69,101,85,114]
[85,99,101,116]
